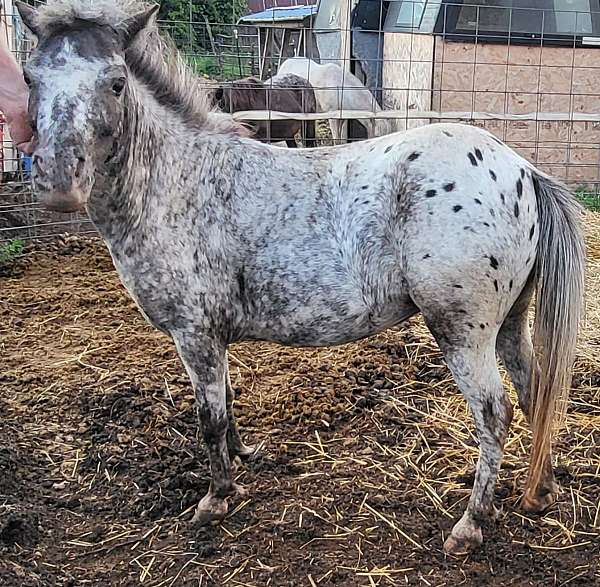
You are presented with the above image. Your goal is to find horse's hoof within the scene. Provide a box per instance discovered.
[191,495,228,525]
[235,442,258,460]
[522,490,556,514]
[232,482,249,498]
[443,528,483,555]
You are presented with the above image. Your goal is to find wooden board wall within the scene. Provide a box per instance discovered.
[432,41,600,185]
[382,33,433,133]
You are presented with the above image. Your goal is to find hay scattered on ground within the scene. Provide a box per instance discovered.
[0,215,598,586]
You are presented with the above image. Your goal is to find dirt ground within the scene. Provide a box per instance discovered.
[1,220,599,587]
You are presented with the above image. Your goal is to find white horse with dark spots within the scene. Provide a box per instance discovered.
[18,0,586,554]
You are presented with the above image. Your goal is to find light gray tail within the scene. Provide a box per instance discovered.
[524,171,586,502]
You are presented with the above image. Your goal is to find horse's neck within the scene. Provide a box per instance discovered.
[89,86,183,243]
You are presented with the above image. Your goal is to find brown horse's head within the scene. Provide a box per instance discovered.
[214,78,267,114]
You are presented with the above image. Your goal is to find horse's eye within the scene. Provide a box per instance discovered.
[111,77,126,96]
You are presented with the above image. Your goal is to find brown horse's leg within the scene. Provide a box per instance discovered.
[496,287,558,512]
[427,326,512,554]
[225,358,256,460]
[305,120,317,148]
[174,335,246,524]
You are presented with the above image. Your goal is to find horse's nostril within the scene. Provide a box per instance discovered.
[75,156,86,179]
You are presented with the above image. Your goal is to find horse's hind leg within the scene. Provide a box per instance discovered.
[496,282,558,512]
[225,359,256,460]
[173,335,246,524]
[426,323,513,554]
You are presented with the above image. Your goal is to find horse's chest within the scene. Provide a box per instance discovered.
[111,254,181,332]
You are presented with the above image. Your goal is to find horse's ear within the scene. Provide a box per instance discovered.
[121,4,160,45]
[15,1,41,37]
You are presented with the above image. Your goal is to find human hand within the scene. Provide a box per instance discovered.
[8,110,34,154]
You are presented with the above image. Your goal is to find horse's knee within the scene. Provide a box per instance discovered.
[479,392,513,447]
[198,409,228,445]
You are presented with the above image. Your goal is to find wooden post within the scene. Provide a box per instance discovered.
[204,16,222,72]
[338,0,356,143]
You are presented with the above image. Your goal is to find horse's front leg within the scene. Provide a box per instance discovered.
[173,333,245,524]
[225,356,256,460]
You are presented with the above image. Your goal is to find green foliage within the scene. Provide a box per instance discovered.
[158,0,248,52]
[187,54,252,79]
[0,239,24,267]
[575,188,600,211]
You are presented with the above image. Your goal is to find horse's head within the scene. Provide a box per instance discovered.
[213,85,230,113]
[214,78,268,114]
[16,1,158,213]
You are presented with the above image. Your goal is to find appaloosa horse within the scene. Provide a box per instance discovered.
[17,0,585,554]
[214,74,317,148]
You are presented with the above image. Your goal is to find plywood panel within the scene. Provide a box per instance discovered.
[433,39,600,185]
[382,33,433,132]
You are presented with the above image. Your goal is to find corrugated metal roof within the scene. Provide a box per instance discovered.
[240,4,317,24]
[246,0,313,13]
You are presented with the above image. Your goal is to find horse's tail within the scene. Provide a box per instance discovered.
[524,171,586,506]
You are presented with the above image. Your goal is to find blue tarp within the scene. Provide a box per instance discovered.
[240,5,317,24]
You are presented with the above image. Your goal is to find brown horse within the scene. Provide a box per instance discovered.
[214,75,317,148]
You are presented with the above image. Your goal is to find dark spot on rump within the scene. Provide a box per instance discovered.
[483,222,490,227]
[516,178,523,199]
[443,182,455,192]
[453,205,463,212]
[423,253,431,259]
[526,256,531,264]
[489,208,496,217]
[385,145,393,153]
[500,193,505,204]
[489,169,497,181]
[468,152,478,166]
[475,148,483,161]
[407,152,420,161]
[489,255,499,269]
[426,189,437,198]
[362,185,369,190]
[493,279,499,292]
[354,197,360,203]
[509,279,513,290]
[514,202,520,218]
[467,322,474,329]
[520,168,525,179]
[453,284,463,288]
[474,198,482,205]
[529,224,535,239]
[464,226,475,233]
[480,323,486,329]
[443,130,453,137]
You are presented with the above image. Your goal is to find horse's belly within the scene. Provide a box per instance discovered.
[246,296,417,347]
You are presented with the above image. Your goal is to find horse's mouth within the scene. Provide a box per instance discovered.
[35,185,89,213]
